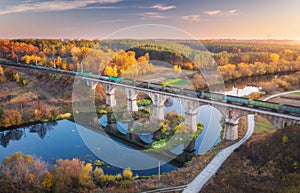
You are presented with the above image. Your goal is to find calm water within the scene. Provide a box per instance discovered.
[2,83,263,175]
[0,120,177,176]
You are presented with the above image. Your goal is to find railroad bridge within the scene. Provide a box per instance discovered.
[85,78,300,141]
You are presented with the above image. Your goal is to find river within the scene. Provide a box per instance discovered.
[0,81,264,176]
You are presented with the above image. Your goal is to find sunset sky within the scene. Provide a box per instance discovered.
[0,0,300,39]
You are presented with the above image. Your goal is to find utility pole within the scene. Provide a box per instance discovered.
[158,161,161,181]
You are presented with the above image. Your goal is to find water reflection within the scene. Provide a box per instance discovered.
[0,122,58,148]
[1,98,223,175]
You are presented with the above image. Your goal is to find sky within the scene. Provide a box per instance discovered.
[0,0,300,40]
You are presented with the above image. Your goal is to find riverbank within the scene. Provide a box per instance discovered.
[0,65,75,128]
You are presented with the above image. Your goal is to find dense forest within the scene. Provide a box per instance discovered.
[0,39,299,87]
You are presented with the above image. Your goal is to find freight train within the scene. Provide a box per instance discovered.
[0,59,299,116]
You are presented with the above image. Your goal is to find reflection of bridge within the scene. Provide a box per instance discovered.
[84,77,300,141]
[72,113,195,167]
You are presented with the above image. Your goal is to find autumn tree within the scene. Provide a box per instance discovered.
[237,63,252,77]
[104,65,118,77]
[52,158,85,193]
[1,110,22,127]
[270,53,280,62]
[0,65,6,83]
[122,168,133,180]
[0,152,48,192]
[79,163,95,190]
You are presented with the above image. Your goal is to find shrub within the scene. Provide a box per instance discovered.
[94,160,105,166]
[116,173,123,181]
[52,158,84,193]
[43,171,53,191]
[98,109,108,114]
[123,168,133,180]
[119,180,132,189]
[79,163,94,190]
[0,152,49,192]
[93,167,104,182]
[56,113,72,120]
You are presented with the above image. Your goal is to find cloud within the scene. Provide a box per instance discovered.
[203,10,221,16]
[138,12,167,19]
[227,9,239,15]
[182,15,201,22]
[203,9,239,16]
[151,4,176,11]
[0,0,122,15]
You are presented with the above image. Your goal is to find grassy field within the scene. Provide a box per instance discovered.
[292,91,300,96]
[163,78,188,86]
[254,115,275,133]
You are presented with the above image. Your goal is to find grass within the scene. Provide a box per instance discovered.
[292,91,300,96]
[254,115,275,133]
[163,78,187,86]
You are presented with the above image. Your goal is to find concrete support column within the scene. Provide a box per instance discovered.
[184,112,198,132]
[125,88,139,112]
[86,80,97,90]
[127,99,138,112]
[105,84,116,107]
[152,105,165,121]
[223,118,239,141]
[106,93,116,107]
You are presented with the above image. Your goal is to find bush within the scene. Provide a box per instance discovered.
[94,160,105,166]
[52,158,84,193]
[79,163,94,190]
[123,169,133,180]
[98,109,108,114]
[0,152,49,192]
[137,99,152,107]
[119,180,132,189]
[93,167,104,182]
[56,113,72,120]
[116,173,123,181]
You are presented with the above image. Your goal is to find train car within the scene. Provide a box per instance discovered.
[109,76,121,82]
[148,82,163,90]
[80,72,91,77]
[280,104,300,115]
[250,100,280,111]
[164,86,182,94]
[31,65,44,69]
[120,78,134,85]
[99,75,109,80]
[72,71,81,75]
[225,95,250,105]
[196,90,202,97]
[182,88,197,97]
[201,91,225,101]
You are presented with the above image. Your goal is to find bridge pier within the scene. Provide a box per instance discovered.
[106,93,116,107]
[181,100,201,133]
[223,118,239,141]
[104,84,116,107]
[125,88,139,112]
[127,99,138,112]
[86,80,97,90]
[152,105,165,121]
[184,112,198,132]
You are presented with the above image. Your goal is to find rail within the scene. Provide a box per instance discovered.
[1,61,299,121]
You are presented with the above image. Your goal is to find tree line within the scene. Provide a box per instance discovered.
[0,152,135,193]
